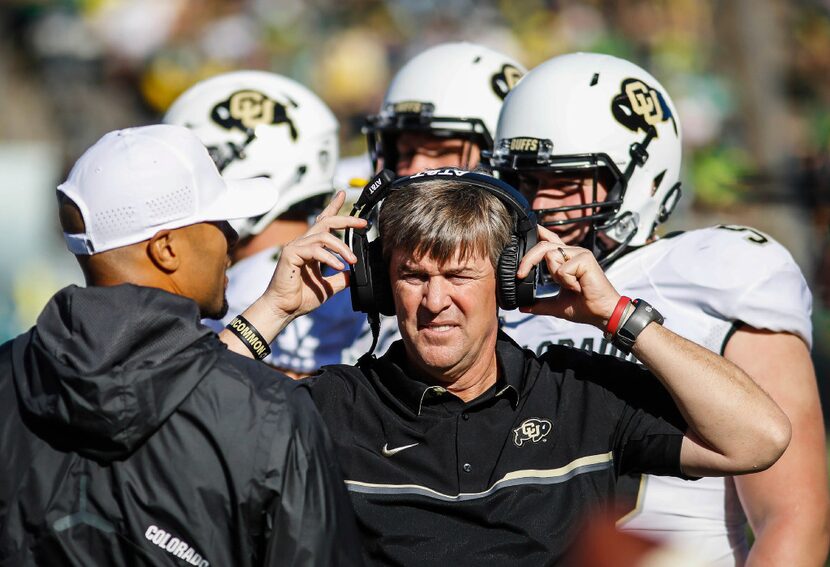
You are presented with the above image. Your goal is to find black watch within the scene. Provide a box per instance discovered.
[612,299,664,354]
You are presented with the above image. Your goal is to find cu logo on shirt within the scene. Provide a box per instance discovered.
[513,418,552,447]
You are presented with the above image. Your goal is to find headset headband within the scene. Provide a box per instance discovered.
[351,168,538,232]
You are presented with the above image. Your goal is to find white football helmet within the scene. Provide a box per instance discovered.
[164,70,339,238]
[365,42,526,172]
[492,53,682,262]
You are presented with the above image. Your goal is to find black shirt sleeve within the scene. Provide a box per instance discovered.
[262,384,364,567]
[552,346,693,480]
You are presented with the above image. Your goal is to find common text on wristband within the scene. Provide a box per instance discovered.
[226,315,272,361]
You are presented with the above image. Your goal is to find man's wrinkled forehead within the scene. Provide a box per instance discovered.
[393,245,492,274]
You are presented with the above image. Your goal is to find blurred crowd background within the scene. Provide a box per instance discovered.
[0,0,829,415]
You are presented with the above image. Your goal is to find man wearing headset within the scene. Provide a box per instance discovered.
[342,41,528,361]
[220,170,790,566]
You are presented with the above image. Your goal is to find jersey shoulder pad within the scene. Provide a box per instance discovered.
[660,226,798,289]
[658,226,812,344]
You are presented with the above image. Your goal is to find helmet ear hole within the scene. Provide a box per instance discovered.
[657,182,682,224]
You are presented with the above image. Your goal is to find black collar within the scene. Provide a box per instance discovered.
[363,331,525,416]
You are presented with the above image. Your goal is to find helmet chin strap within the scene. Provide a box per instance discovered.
[594,126,657,265]
[595,213,639,267]
[605,125,657,203]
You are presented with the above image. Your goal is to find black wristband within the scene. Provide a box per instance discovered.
[226,315,272,361]
[612,298,664,354]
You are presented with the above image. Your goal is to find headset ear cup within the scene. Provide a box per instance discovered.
[368,238,395,316]
[349,228,372,313]
[497,236,520,310]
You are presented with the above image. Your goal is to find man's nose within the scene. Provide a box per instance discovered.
[422,277,452,312]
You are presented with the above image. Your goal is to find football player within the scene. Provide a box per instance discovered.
[334,41,525,198]
[364,41,526,177]
[342,41,528,359]
[164,70,366,377]
[492,53,829,566]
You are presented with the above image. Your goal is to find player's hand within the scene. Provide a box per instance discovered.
[516,225,621,329]
[260,191,367,322]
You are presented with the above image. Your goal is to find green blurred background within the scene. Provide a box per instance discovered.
[0,0,828,431]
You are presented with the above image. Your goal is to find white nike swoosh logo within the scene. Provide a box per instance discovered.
[381,442,419,457]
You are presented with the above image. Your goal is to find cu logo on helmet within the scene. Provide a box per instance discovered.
[211,90,299,140]
[491,64,524,100]
[611,78,678,136]
[513,418,552,447]
[626,80,663,125]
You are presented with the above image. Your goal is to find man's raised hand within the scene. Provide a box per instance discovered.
[219,191,366,358]
[261,190,367,322]
[516,225,620,329]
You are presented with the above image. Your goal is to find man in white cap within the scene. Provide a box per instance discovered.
[0,124,364,566]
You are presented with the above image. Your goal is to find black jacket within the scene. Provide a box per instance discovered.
[0,284,362,567]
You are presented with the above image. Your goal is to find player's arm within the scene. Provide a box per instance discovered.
[726,327,830,567]
[517,226,791,477]
[220,191,367,358]
[681,227,828,563]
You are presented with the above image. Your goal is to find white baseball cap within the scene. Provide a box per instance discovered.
[57,124,279,255]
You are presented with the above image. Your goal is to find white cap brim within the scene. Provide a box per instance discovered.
[200,176,281,224]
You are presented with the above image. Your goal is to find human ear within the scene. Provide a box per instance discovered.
[147,230,180,273]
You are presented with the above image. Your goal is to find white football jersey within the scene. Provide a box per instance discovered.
[501,225,813,566]
[205,246,368,373]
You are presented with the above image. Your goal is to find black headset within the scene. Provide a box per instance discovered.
[345,168,540,320]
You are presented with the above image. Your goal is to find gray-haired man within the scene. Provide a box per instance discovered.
[224,170,790,565]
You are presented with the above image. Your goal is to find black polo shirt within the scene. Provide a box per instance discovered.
[306,331,689,566]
